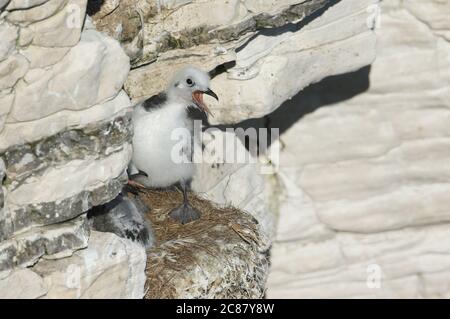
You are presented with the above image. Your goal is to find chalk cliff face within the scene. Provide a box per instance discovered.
[7,0,448,299]
[0,0,145,298]
[107,0,378,125]
[90,0,378,239]
[267,0,450,298]
[0,0,382,298]
[0,0,381,298]
[191,0,379,240]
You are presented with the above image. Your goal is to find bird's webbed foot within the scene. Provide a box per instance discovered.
[169,203,201,224]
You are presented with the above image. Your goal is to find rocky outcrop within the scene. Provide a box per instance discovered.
[191,129,278,238]
[88,194,155,249]
[33,231,146,299]
[91,0,378,123]
[0,0,146,298]
[89,0,378,241]
[208,0,378,124]
[0,268,47,299]
[192,0,378,238]
[267,0,450,298]
[0,215,89,271]
[90,0,382,298]
[1,0,395,299]
[0,231,146,298]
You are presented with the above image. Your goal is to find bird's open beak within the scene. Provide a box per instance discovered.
[192,88,218,117]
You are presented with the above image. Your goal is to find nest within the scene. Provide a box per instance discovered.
[133,189,270,299]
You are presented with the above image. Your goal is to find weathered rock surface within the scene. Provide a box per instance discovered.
[0,215,89,272]
[91,0,378,125]
[191,129,277,238]
[8,29,129,124]
[0,22,17,62]
[5,0,49,11]
[269,224,450,298]
[208,0,378,124]
[0,231,146,298]
[33,231,146,299]
[0,91,131,151]
[267,0,450,298]
[16,0,86,47]
[0,159,5,226]
[0,0,143,298]
[0,0,9,10]
[90,0,378,244]
[7,0,440,300]
[0,268,47,299]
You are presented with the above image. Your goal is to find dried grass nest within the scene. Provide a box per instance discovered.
[133,189,270,299]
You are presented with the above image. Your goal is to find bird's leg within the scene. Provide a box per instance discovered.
[123,171,148,195]
[169,181,201,224]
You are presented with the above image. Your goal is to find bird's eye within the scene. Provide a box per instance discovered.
[186,78,194,86]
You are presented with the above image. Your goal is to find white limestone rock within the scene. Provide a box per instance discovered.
[0,159,5,237]
[20,45,70,69]
[0,0,134,279]
[0,269,47,299]
[113,0,339,99]
[5,0,48,10]
[0,157,4,179]
[191,129,276,238]
[90,0,120,18]
[0,21,18,62]
[0,0,10,9]
[2,145,131,238]
[122,0,377,125]
[208,0,378,124]
[0,90,131,152]
[156,0,241,33]
[0,231,146,299]
[17,0,86,47]
[8,29,129,123]
[0,53,28,91]
[33,231,147,299]
[0,215,89,272]
[6,145,131,208]
[6,0,68,25]
[271,9,450,236]
[0,90,14,133]
[267,1,450,298]
[268,224,450,298]
[125,44,236,101]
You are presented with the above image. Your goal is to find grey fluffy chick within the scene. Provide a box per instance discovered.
[88,194,154,249]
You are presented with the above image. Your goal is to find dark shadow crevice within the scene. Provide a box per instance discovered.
[210,65,372,155]
[86,0,105,16]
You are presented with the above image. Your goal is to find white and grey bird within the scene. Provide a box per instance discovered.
[128,66,218,224]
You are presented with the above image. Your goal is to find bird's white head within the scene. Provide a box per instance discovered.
[167,66,219,116]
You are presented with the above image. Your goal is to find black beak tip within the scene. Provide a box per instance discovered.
[204,88,219,101]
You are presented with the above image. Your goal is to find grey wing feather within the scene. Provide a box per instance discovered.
[88,194,155,249]
[143,92,168,111]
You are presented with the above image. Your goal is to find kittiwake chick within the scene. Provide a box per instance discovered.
[129,66,218,224]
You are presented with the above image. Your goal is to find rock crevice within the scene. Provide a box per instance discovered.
[0,0,145,298]
[0,0,383,298]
